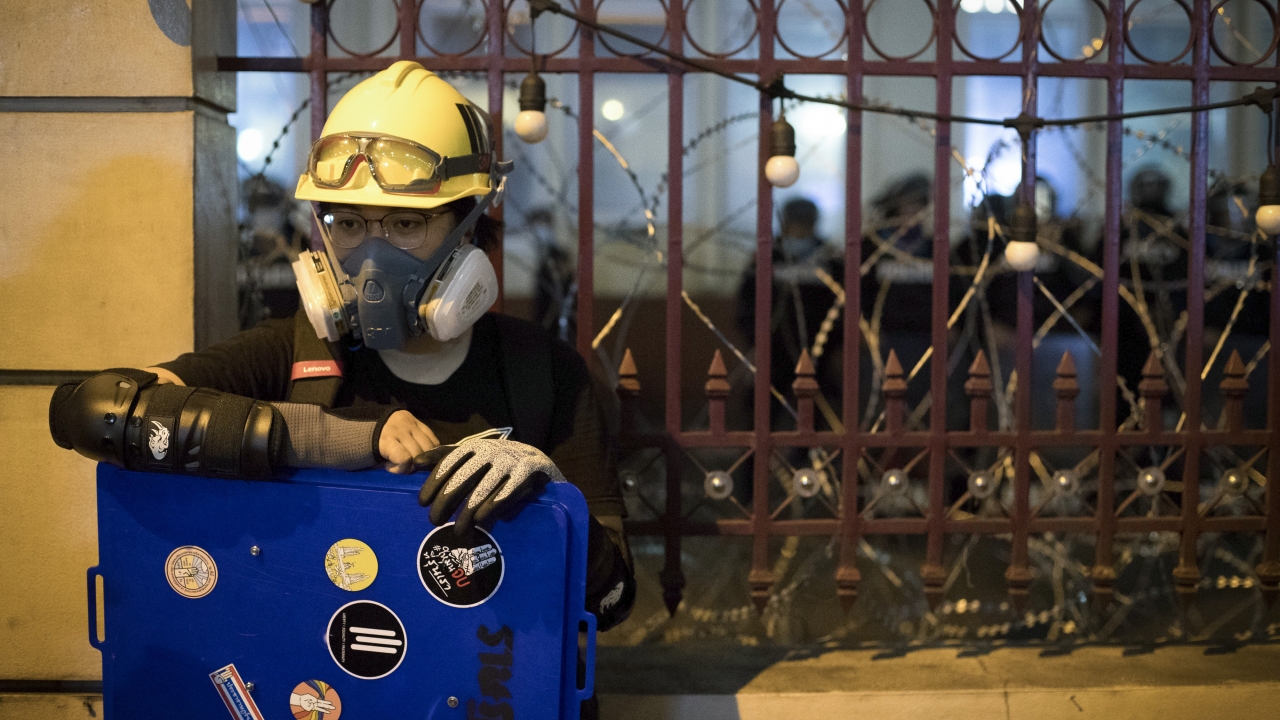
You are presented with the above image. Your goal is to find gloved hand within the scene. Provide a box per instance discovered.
[416,438,564,532]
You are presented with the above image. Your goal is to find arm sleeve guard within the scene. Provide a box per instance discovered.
[269,402,389,471]
[49,368,284,479]
[584,515,636,631]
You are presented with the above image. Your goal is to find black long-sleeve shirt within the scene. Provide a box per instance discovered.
[157,312,634,630]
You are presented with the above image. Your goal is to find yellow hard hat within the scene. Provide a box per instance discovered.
[295,61,493,210]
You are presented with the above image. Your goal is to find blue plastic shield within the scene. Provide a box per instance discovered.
[90,465,593,720]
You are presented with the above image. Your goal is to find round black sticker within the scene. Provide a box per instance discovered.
[418,523,504,608]
[326,600,407,679]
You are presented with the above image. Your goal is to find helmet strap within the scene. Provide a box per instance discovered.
[401,164,512,328]
[309,205,355,285]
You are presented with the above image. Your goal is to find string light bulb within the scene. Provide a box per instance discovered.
[765,111,799,188]
[1004,202,1040,272]
[1256,164,1280,235]
[515,72,549,144]
[516,11,548,144]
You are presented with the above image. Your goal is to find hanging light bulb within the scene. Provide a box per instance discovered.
[515,71,549,144]
[1256,164,1280,235]
[765,111,799,188]
[1004,202,1040,272]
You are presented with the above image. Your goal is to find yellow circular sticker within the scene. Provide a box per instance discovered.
[165,546,217,599]
[325,539,378,592]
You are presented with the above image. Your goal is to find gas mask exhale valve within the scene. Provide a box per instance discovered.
[340,237,430,350]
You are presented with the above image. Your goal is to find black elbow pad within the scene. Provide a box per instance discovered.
[49,368,284,479]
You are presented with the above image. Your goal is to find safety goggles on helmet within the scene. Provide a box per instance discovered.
[307,133,491,195]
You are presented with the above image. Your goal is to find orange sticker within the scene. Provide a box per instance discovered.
[289,680,341,720]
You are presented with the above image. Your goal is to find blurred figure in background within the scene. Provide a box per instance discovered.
[860,173,933,336]
[1113,167,1187,421]
[238,175,310,327]
[1203,180,1270,428]
[857,174,935,424]
[965,178,1092,340]
[958,178,1095,431]
[736,197,844,428]
[1205,180,1269,338]
[528,207,578,343]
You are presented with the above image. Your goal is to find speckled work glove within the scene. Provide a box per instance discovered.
[416,438,565,532]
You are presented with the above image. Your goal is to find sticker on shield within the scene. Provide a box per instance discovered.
[325,538,378,592]
[209,663,265,720]
[327,600,407,680]
[166,545,217,599]
[417,523,504,608]
[289,679,341,719]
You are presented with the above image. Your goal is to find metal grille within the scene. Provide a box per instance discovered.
[225,0,1280,646]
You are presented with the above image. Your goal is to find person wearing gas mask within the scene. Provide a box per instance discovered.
[47,62,635,646]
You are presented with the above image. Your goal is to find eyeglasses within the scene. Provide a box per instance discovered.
[321,208,451,250]
[308,133,490,195]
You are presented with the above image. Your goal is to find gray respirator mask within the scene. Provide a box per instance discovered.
[338,238,451,349]
[291,163,511,350]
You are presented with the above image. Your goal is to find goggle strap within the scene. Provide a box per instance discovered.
[441,153,491,180]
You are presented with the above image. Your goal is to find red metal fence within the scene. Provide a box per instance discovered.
[225,0,1280,641]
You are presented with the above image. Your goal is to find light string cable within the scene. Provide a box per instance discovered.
[527,0,1280,132]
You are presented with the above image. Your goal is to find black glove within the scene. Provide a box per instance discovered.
[416,438,564,532]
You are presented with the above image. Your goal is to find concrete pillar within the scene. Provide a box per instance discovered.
[0,1,236,714]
